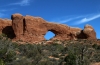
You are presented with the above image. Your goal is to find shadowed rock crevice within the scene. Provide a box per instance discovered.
[2,26,16,39]
[77,30,87,39]
[23,18,26,33]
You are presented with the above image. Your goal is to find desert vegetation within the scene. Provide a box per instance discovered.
[0,34,100,65]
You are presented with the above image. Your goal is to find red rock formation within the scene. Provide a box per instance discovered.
[0,19,11,33]
[0,19,15,39]
[83,24,97,40]
[11,13,24,40]
[22,15,48,42]
[44,23,71,40]
[0,13,97,42]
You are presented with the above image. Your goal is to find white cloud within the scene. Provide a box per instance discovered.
[58,18,73,23]
[0,9,7,12]
[9,0,31,6]
[51,18,72,24]
[49,14,100,25]
[0,8,17,12]
[50,16,83,24]
[0,8,16,17]
[75,14,100,25]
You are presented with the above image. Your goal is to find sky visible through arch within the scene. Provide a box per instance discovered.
[0,0,100,39]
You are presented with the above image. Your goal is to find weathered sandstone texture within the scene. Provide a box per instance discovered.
[0,13,97,42]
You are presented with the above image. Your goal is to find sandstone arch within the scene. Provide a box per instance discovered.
[0,13,97,43]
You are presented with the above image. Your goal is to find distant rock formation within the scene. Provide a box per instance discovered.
[0,13,97,42]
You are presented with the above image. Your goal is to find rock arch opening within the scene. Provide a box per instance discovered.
[44,31,55,40]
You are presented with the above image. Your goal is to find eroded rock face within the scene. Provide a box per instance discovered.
[22,15,48,42]
[11,14,24,40]
[0,13,97,42]
[83,24,97,40]
[0,19,15,39]
[0,19,11,33]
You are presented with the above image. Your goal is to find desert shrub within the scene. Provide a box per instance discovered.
[0,38,100,65]
[62,42,97,65]
[0,33,7,38]
[64,51,76,65]
[92,44,100,50]
[0,38,16,64]
[0,59,5,65]
[38,60,55,65]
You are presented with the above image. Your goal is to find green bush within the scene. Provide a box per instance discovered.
[64,51,76,65]
[0,39,100,65]
[0,59,5,65]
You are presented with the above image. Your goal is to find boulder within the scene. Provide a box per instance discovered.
[83,24,97,40]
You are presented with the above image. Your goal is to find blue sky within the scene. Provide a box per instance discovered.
[0,0,100,40]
